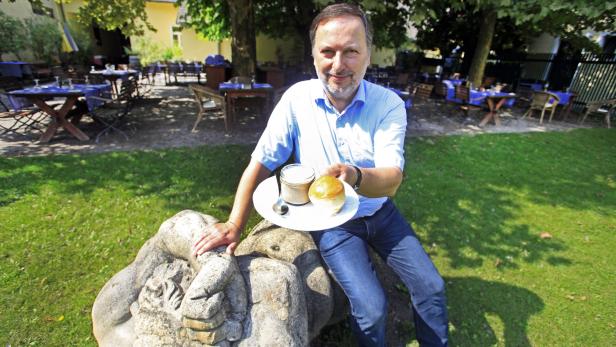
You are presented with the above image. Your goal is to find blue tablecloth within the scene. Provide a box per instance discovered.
[205,55,228,67]
[0,62,31,78]
[219,82,272,90]
[547,91,574,105]
[90,69,138,81]
[7,84,112,112]
[441,83,516,107]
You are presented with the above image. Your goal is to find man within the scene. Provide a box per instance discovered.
[193,3,448,346]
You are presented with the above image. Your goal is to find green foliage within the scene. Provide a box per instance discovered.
[162,45,183,62]
[179,0,230,41]
[75,0,155,37]
[128,36,164,66]
[1,130,616,345]
[0,11,28,60]
[25,17,63,65]
[178,0,415,50]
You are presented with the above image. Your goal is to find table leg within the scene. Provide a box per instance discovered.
[33,96,90,142]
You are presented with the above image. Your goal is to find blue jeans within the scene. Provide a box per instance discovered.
[312,199,448,346]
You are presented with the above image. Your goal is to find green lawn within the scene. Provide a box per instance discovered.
[1,128,614,346]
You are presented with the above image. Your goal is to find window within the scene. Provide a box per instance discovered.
[31,2,54,18]
[172,26,182,47]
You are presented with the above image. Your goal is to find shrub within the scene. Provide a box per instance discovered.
[26,17,63,65]
[0,12,28,60]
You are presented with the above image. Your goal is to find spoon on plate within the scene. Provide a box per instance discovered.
[272,171,289,215]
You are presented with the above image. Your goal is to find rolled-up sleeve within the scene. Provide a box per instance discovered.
[373,98,406,171]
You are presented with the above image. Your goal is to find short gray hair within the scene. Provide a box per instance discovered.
[309,3,373,50]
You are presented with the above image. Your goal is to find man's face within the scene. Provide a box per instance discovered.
[313,15,370,104]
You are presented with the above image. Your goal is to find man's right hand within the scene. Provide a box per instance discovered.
[192,221,241,256]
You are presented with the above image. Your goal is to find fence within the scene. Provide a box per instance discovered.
[568,53,616,111]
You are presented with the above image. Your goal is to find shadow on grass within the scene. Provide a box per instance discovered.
[312,276,543,347]
[397,129,615,269]
[0,144,252,222]
[446,276,543,347]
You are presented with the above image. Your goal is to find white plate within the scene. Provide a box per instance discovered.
[253,176,359,231]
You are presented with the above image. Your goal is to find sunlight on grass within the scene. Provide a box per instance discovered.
[1,129,615,346]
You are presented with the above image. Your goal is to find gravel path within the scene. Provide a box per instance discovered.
[1,84,593,157]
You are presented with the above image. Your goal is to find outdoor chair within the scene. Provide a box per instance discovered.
[579,98,616,128]
[183,63,202,84]
[433,82,450,105]
[189,84,226,132]
[454,84,484,118]
[167,62,181,84]
[0,106,47,137]
[412,83,434,102]
[87,78,138,142]
[521,91,560,125]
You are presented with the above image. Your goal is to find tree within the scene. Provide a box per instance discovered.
[413,0,616,87]
[0,11,29,61]
[178,0,417,75]
[74,0,155,36]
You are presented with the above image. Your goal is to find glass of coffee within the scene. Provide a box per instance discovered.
[280,164,315,205]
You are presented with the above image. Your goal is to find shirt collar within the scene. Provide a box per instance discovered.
[313,79,366,115]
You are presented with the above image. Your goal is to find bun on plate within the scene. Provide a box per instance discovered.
[308,175,346,214]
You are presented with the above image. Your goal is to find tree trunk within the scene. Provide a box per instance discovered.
[229,0,256,77]
[467,9,497,88]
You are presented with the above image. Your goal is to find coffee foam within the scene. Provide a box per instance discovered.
[282,165,314,184]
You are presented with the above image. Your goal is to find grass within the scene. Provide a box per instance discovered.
[1,128,615,346]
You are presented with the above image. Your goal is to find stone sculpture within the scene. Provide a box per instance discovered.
[92,210,345,346]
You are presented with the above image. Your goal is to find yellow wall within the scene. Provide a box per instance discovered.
[1,0,397,66]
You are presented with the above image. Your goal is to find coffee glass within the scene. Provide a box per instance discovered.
[280,164,315,205]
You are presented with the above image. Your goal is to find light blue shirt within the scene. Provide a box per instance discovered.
[252,79,407,218]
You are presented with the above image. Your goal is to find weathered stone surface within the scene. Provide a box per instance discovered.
[92,210,340,346]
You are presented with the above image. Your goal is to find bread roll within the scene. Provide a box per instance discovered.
[308,175,346,215]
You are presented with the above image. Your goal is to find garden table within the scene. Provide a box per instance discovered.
[219,82,273,128]
[89,69,139,96]
[479,92,517,127]
[0,62,32,78]
[7,83,111,142]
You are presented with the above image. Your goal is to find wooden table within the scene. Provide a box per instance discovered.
[219,83,273,130]
[479,93,517,127]
[8,84,111,142]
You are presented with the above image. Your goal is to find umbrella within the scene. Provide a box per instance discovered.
[62,22,79,53]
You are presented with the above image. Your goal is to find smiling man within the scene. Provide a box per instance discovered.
[192,3,448,346]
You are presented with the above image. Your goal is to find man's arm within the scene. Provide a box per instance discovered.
[321,163,403,198]
[193,159,271,256]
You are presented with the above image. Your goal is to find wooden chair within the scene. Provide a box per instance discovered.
[522,91,560,124]
[579,98,616,128]
[189,84,226,132]
[454,84,483,117]
[433,82,450,105]
[412,83,434,102]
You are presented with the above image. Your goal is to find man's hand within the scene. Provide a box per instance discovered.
[321,163,358,187]
[192,221,241,256]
